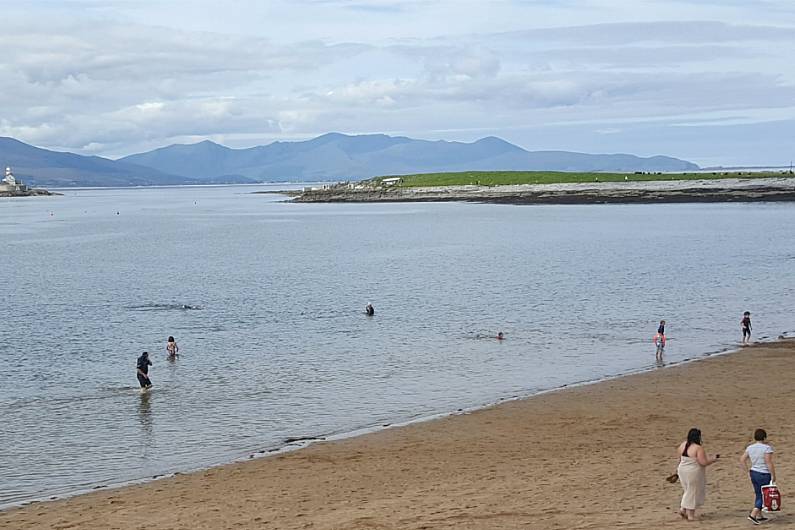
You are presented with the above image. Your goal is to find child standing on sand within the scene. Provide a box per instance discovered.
[742,312,752,345]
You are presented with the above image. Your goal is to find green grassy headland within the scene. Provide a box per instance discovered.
[373,170,792,188]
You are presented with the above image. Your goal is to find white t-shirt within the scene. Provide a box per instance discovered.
[746,442,774,473]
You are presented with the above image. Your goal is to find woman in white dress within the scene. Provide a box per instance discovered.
[676,428,720,521]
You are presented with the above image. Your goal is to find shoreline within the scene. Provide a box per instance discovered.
[0,337,751,512]
[293,177,795,204]
[3,338,794,529]
[0,189,59,198]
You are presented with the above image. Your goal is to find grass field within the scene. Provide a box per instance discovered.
[374,170,792,188]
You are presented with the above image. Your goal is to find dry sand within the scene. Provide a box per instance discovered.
[2,340,794,530]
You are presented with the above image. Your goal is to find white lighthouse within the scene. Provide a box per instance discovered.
[0,167,27,193]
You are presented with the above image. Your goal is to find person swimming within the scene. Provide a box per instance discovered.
[497,332,505,340]
[365,303,375,316]
[166,336,179,358]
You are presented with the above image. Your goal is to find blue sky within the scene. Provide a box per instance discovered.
[1,0,794,166]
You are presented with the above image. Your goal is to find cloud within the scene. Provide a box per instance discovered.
[1,3,794,165]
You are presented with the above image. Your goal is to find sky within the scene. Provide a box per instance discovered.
[1,0,794,166]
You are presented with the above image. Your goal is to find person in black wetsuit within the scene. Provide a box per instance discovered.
[741,312,752,345]
[365,303,375,316]
[137,351,153,390]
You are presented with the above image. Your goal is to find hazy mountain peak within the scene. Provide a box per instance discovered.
[2,133,699,186]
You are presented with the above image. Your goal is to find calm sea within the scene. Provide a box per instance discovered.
[2,185,794,507]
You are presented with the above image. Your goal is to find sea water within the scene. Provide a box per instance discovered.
[1,185,794,507]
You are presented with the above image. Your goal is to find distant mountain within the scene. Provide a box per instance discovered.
[0,137,192,187]
[121,133,699,181]
[1,134,699,188]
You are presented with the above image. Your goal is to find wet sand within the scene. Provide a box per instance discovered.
[2,340,794,529]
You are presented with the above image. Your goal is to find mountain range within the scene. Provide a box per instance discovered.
[1,133,699,187]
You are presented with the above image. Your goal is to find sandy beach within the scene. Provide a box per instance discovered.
[2,340,793,529]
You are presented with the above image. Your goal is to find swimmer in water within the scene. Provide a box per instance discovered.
[166,336,179,358]
[497,332,505,340]
[365,303,375,316]
[136,351,152,390]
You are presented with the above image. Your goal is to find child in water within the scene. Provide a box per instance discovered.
[166,336,179,358]
[654,320,666,361]
[741,312,752,344]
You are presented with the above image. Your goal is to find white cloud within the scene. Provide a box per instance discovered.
[0,1,794,164]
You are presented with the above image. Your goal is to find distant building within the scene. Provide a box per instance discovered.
[0,167,28,193]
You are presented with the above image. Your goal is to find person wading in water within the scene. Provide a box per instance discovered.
[137,351,153,391]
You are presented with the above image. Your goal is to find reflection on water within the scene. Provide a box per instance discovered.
[137,391,153,440]
[2,186,795,507]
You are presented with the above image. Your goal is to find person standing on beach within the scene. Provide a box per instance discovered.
[742,312,753,345]
[136,351,152,390]
[740,428,777,525]
[166,336,179,358]
[676,428,720,521]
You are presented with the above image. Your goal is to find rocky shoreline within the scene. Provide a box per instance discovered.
[0,189,58,198]
[292,177,795,205]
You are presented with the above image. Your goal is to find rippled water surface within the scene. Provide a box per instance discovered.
[2,186,794,507]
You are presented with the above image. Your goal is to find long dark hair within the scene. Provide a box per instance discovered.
[687,428,702,444]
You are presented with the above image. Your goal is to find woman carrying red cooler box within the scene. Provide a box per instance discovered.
[740,428,779,525]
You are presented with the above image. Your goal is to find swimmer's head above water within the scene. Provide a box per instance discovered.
[497,332,504,340]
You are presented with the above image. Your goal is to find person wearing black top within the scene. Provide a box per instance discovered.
[365,303,375,316]
[741,312,752,345]
[136,351,153,389]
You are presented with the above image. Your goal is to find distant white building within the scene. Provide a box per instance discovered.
[0,167,28,193]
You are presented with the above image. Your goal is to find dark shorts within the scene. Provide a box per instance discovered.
[743,327,751,337]
[137,373,152,388]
